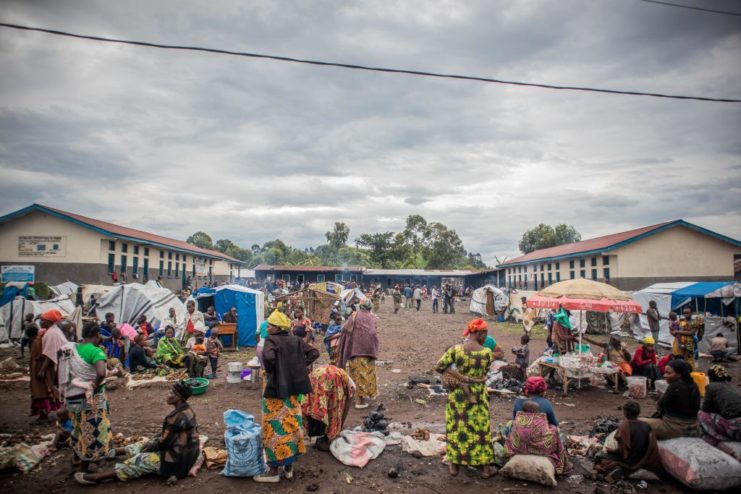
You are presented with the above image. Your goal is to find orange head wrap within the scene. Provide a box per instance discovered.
[40,309,63,323]
[463,318,488,337]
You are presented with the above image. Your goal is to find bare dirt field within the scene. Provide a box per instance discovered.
[1,300,738,493]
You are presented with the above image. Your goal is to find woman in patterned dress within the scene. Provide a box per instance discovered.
[436,318,495,478]
[302,364,355,450]
[338,300,379,409]
[255,310,319,483]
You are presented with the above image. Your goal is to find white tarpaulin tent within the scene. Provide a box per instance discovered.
[94,281,185,328]
[0,295,76,342]
[631,282,694,346]
[469,285,508,317]
[49,281,78,298]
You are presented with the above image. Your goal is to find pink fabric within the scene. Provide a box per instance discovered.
[41,325,68,366]
[118,323,138,340]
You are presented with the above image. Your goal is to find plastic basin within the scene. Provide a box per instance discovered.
[185,377,209,395]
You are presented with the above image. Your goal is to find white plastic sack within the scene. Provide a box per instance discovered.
[500,454,557,487]
[330,430,386,468]
[221,410,266,477]
[658,437,741,490]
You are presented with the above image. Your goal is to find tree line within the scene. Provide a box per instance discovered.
[186,217,581,269]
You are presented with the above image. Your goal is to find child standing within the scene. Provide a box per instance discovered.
[512,334,531,378]
[206,329,223,379]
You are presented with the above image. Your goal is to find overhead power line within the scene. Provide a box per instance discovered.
[1,21,740,103]
[637,0,741,17]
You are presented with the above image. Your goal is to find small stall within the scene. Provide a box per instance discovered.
[528,279,643,395]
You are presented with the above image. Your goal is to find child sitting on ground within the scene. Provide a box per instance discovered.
[594,400,662,482]
[512,334,531,378]
[205,329,223,379]
[188,336,208,378]
[51,408,73,450]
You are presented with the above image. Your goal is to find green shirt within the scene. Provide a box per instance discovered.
[76,342,107,366]
[484,335,497,351]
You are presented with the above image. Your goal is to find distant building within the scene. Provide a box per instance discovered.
[498,220,741,291]
[363,269,480,289]
[0,204,244,291]
[254,264,365,285]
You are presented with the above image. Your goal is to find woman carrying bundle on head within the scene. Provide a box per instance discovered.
[435,318,495,479]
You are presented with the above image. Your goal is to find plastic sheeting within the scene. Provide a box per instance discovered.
[469,285,507,317]
[190,285,264,347]
[94,281,185,329]
[48,281,78,298]
[0,295,76,341]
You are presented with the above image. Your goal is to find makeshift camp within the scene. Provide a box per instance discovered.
[94,281,185,329]
[341,287,367,304]
[190,284,264,347]
[469,285,508,318]
[632,281,739,351]
[304,282,343,325]
[48,281,78,298]
[0,295,76,342]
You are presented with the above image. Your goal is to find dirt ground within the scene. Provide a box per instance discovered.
[1,300,738,493]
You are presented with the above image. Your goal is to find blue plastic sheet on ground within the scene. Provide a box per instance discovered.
[221,409,266,477]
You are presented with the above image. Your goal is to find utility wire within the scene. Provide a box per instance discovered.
[1,21,740,103]
[637,0,741,16]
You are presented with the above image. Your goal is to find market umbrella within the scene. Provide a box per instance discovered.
[527,279,642,358]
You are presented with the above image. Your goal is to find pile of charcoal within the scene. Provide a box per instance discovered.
[492,378,523,393]
[362,404,391,435]
[589,416,620,438]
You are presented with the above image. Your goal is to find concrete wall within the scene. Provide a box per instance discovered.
[612,275,732,292]
[611,225,738,278]
[0,210,104,264]
[255,270,363,284]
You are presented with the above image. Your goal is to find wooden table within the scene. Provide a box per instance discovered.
[538,361,619,395]
[216,323,238,351]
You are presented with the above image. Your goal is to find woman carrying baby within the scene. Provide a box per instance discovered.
[436,318,495,479]
[57,321,111,472]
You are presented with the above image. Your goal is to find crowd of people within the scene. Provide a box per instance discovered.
[15,284,740,488]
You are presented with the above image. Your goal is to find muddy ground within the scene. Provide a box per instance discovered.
[1,300,738,493]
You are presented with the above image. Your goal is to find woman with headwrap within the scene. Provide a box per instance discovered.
[641,359,700,439]
[302,364,355,451]
[57,322,110,472]
[255,310,319,483]
[337,300,379,409]
[631,337,661,389]
[156,326,186,368]
[75,381,200,485]
[435,318,495,479]
[29,310,65,420]
[512,377,558,427]
[505,397,571,475]
[697,364,741,460]
[552,307,575,354]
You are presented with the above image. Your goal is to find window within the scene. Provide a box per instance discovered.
[121,243,128,253]
[120,255,127,272]
[540,264,544,272]
[569,260,574,269]
[107,253,115,273]
[579,258,585,268]
[603,267,610,280]
[132,256,139,275]
[297,274,305,284]
[209,259,213,265]
[591,257,597,267]
[540,273,545,284]
[282,274,291,282]
[167,261,172,276]
[168,252,172,259]
[134,245,139,255]
[556,272,561,282]
[591,268,597,280]
[159,260,164,276]
[182,263,186,277]
[143,258,149,279]
[547,263,552,271]
[602,256,610,265]
[334,274,342,282]
[176,253,180,261]
[580,269,586,278]
[144,247,149,256]
[175,262,179,277]
[570,271,575,279]
[183,255,187,263]
[192,264,196,276]
[108,241,115,251]
[548,273,552,285]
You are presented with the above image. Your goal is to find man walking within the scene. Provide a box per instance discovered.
[413,285,422,311]
[403,284,413,309]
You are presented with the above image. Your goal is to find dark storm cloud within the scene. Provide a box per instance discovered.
[0,0,739,264]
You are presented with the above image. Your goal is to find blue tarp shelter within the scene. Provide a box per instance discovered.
[190,285,264,348]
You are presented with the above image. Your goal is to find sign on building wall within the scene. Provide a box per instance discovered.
[18,236,67,257]
[1,265,35,283]
[194,258,208,275]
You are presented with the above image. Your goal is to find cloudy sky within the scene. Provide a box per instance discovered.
[1,0,739,264]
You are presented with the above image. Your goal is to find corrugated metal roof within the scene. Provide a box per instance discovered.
[254,264,365,272]
[0,204,242,263]
[364,269,479,276]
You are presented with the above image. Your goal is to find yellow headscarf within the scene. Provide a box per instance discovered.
[267,310,291,330]
[643,336,655,345]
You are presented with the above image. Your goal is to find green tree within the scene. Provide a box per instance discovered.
[186,231,213,250]
[518,223,581,254]
[403,215,429,267]
[214,239,236,253]
[355,232,395,268]
[325,222,350,251]
[425,223,465,269]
